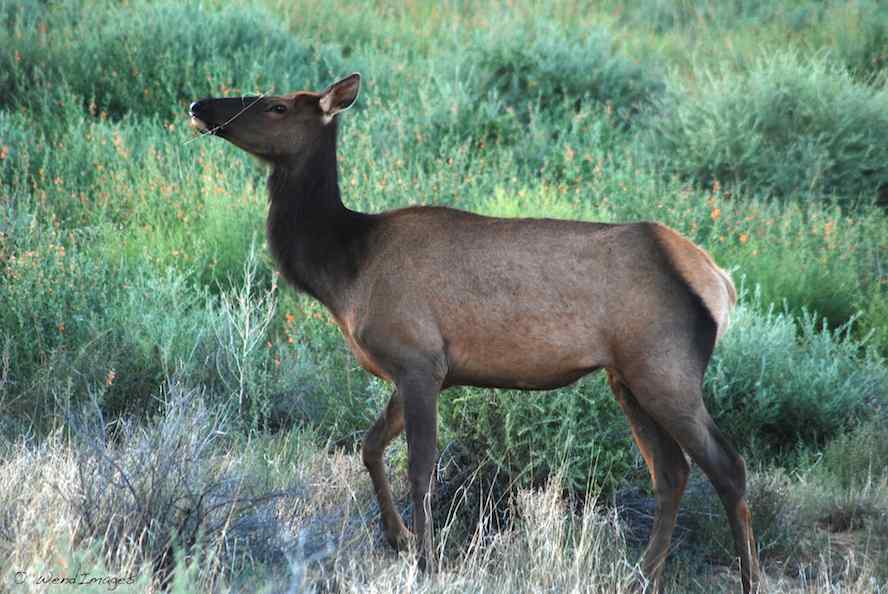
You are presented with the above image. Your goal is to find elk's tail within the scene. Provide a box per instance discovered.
[711,264,737,342]
[649,223,737,344]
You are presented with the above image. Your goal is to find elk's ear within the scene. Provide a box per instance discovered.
[319,73,360,123]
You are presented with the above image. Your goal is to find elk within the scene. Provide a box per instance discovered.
[189,74,760,593]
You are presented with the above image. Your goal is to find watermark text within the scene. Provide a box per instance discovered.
[13,571,137,591]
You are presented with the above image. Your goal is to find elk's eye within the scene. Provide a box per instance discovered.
[270,105,287,114]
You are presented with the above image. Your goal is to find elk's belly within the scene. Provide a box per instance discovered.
[444,366,600,390]
[442,333,607,390]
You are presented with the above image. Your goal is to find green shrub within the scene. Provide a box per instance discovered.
[817,419,888,490]
[470,20,662,124]
[1,230,121,407]
[860,285,888,357]
[0,231,205,422]
[608,1,888,84]
[440,378,633,495]
[609,0,788,33]
[705,289,888,459]
[1,1,345,120]
[413,19,659,161]
[645,51,888,203]
[0,232,286,426]
[0,0,50,25]
[0,111,27,185]
[283,0,425,53]
[806,0,888,82]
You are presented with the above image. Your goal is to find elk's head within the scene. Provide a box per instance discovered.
[189,73,360,164]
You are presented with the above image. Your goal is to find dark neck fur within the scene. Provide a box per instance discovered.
[266,126,375,313]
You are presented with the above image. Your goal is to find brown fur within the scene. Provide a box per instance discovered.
[189,74,760,593]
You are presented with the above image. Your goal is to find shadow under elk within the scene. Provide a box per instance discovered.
[189,73,760,593]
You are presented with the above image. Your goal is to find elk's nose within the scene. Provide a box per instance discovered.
[189,100,203,116]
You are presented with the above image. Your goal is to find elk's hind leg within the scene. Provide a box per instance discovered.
[624,371,760,594]
[666,407,759,593]
[608,370,690,592]
[362,389,411,549]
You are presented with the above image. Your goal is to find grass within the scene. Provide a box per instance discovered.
[2,0,887,591]
[644,51,888,203]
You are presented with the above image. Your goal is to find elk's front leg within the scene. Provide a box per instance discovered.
[400,372,442,571]
[362,389,410,549]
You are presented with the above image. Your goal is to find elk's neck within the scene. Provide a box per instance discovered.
[266,138,375,316]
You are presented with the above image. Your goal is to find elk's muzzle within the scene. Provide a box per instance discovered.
[189,100,213,132]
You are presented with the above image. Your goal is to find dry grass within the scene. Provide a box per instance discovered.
[1,394,886,594]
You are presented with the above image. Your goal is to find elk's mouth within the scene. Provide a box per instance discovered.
[189,115,226,136]
[188,100,224,136]
[189,115,211,132]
